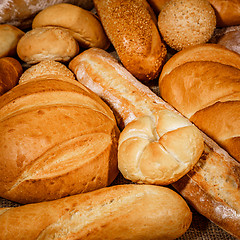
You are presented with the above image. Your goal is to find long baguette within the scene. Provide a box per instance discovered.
[0,184,192,240]
[69,47,240,239]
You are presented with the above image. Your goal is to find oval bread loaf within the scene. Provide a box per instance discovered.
[17,27,79,64]
[159,43,240,162]
[0,184,192,240]
[32,3,110,50]
[0,60,119,204]
[0,57,23,95]
[93,0,167,81]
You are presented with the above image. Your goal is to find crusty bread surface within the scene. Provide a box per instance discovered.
[0,184,192,240]
[32,3,110,50]
[159,44,240,162]
[17,27,79,64]
[0,57,23,95]
[69,48,204,185]
[0,24,24,58]
[93,0,167,81]
[0,0,94,29]
[0,60,119,204]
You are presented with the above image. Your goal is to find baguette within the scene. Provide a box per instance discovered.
[0,184,192,240]
[69,48,204,186]
[159,43,240,162]
[0,60,119,204]
[69,48,240,238]
[93,0,167,81]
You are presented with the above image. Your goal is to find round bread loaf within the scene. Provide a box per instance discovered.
[0,0,94,29]
[0,24,24,58]
[32,3,110,50]
[0,57,23,95]
[0,60,120,204]
[17,27,79,64]
[158,0,216,51]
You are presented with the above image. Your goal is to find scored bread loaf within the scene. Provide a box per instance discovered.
[0,57,23,95]
[69,47,204,186]
[0,0,94,29]
[32,3,110,50]
[69,47,240,239]
[0,184,192,240]
[159,43,240,163]
[0,60,119,204]
[93,0,167,81]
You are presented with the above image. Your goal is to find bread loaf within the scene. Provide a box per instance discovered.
[147,0,240,27]
[0,24,24,58]
[0,57,23,95]
[159,44,240,162]
[93,0,167,81]
[0,184,192,240]
[32,3,110,50]
[69,47,240,239]
[17,27,79,64]
[0,0,94,29]
[0,60,119,204]
[69,47,204,185]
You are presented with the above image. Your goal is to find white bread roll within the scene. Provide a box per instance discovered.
[0,0,94,29]
[93,0,167,81]
[17,27,79,64]
[0,60,119,204]
[69,48,204,185]
[159,43,240,162]
[0,24,24,58]
[32,3,110,50]
[0,184,192,240]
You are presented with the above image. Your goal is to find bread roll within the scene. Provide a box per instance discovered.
[0,0,94,29]
[0,24,24,58]
[158,0,216,51]
[93,0,167,81]
[159,43,240,162]
[17,27,79,64]
[0,57,23,95]
[69,48,204,185]
[208,0,240,27]
[0,184,192,240]
[0,60,119,204]
[32,3,110,50]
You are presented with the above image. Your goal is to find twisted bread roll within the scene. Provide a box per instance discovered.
[0,57,23,95]
[0,60,119,204]
[93,0,167,81]
[0,184,192,240]
[69,48,204,185]
[159,44,240,162]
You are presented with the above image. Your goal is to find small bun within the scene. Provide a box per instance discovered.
[0,24,24,58]
[17,27,79,64]
[158,0,216,51]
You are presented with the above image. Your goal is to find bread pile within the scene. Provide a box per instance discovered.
[0,0,239,239]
